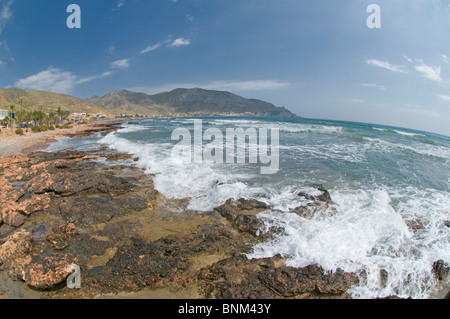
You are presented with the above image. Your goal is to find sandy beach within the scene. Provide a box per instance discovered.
[0,120,122,158]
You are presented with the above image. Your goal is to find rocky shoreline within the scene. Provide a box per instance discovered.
[0,123,448,299]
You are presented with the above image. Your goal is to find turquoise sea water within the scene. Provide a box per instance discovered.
[48,117,450,299]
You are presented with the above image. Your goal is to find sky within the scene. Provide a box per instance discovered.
[1,0,450,136]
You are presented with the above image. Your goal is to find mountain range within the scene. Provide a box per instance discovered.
[0,88,299,118]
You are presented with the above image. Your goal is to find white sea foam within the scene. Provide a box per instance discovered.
[373,127,425,137]
[99,131,263,211]
[116,123,149,134]
[248,187,450,299]
[210,119,344,135]
[364,137,450,162]
[394,130,425,137]
[279,143,368,163]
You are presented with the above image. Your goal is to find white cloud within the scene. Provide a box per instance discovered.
[169,38,190,47]
[437,94,450,102]
[14,67,77,94]
[441,54,449,63]
[15,68,114,93]
[117,0,125,8]
[186,14,194,23]
[366,59,407,73]
[414,62,442,82]
[111,58,130,69]
[360,83,386,91]
[107,46,116,55]
[141,43,161,54]
[0,0,14,36]
[203,80,291,91]
[76,71,112,85]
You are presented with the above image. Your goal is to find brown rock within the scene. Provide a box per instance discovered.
[198,255,358,299]
[0,229,33,267]
[298,184,333,203]
[1,206,26,227]
[433,260,449,281]
[234,214,265,236]
[10,242,78,290]
[290,202,338,220]
[214,198,268,222]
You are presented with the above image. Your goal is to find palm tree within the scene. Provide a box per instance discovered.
[15,109,26,128]
[56,106,63,124]
[9,105,16,129]
[3,115,11,129]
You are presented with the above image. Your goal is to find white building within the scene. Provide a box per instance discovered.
[0,109,8,121]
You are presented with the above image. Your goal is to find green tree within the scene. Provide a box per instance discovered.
[3,115,11,128]
[15,109,26,128]
[31,110,46,126]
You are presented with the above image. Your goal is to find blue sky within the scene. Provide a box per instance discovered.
[1,0,450,136]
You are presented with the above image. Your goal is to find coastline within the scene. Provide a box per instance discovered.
[0,119,124,158]
[0,119,361,299]
[0,118,448,299]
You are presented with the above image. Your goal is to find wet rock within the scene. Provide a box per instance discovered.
[114,195,150,212]
[105,153,133,161]
[95,220,144,246]
[0,206,26,227]
[298,184,332,203]
[198,255,358,299]
[20,195,50,215]
[64,233,113,265]
[0,225,16,239]
[234,214,265,236]
[376,295,410,299]
[433,260,449,281]
[405,219,427,230]
[10,246,77,290]
[84,236,189,293]
[236,198,269,210]
[290,202,337,220]
[379,269,389,288]
[56,196,121,227]
[45,217,78,250]
[25,170,134,198]
[0,230,33,267]
[214,198,268,223]
[28,151,86,165]
[84,225,244,294]
[46,234,69,250]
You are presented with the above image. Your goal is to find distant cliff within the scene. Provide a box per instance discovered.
[87,88,299,117]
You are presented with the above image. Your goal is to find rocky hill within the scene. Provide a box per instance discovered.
[0,88,103,114]
[87,88,299,117]
[1,87,299,118]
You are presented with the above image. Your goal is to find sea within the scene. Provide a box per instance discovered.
[47,117,450,299]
